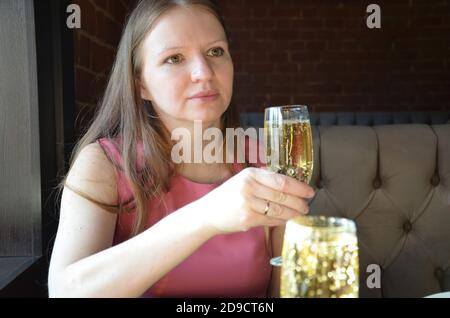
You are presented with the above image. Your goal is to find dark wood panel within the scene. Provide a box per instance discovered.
[0,0,41,256]
[0,257,38,289]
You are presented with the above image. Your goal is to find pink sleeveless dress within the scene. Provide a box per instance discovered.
[97,137,272,298]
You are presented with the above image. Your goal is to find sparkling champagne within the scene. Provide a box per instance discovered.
[264,120,313,183]
[280,216,359,298]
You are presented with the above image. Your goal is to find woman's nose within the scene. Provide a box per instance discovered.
[190,56,214,83]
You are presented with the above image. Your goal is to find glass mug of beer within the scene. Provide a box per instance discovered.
[280,215,359,298]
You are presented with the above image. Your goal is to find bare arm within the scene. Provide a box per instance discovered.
[48,144,313,298]
[48,143,216,297]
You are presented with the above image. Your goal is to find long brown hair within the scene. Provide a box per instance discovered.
[60,0,240,237]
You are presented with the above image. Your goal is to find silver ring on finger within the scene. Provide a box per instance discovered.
[264,201,270,215]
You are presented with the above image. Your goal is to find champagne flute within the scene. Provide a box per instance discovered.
[263,105,314,266]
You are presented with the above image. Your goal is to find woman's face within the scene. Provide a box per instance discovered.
[139,5,233,130]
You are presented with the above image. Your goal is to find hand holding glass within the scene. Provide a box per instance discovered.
[264,105,314,266]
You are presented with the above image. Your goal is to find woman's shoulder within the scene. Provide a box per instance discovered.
[65,142,118,206]
[96,137,145,172]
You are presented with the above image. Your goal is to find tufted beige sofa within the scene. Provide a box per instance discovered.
[242,112,450,297]
[308,124,450,298]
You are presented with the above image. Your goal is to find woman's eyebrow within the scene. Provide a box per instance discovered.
[156,38,227,56]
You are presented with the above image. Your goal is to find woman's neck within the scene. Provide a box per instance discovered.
[156,115,229,183]
[177,162,230,184]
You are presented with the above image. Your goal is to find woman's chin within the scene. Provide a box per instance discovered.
[189,115,222,125]
[187,109,226,124]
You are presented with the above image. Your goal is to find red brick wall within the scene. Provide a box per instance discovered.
[73,0,136,135]
[73,0,450,134]
[217,0,450,113]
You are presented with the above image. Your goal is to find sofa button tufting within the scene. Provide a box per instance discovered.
[434,268,444,280]
[431,175,440,187]
[317,180,323,189]
[373,178,381,189]
[403,221,412,233]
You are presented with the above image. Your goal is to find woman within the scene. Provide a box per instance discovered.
[48,0,314,298]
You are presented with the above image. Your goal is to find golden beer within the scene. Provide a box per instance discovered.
[280,216,359,298]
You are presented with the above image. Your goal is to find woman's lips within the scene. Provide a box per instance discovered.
[188,94,219,102]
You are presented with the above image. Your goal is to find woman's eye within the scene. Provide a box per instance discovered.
[165,48,224,64]
[165,54,184,64]
[208,47,225,57]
